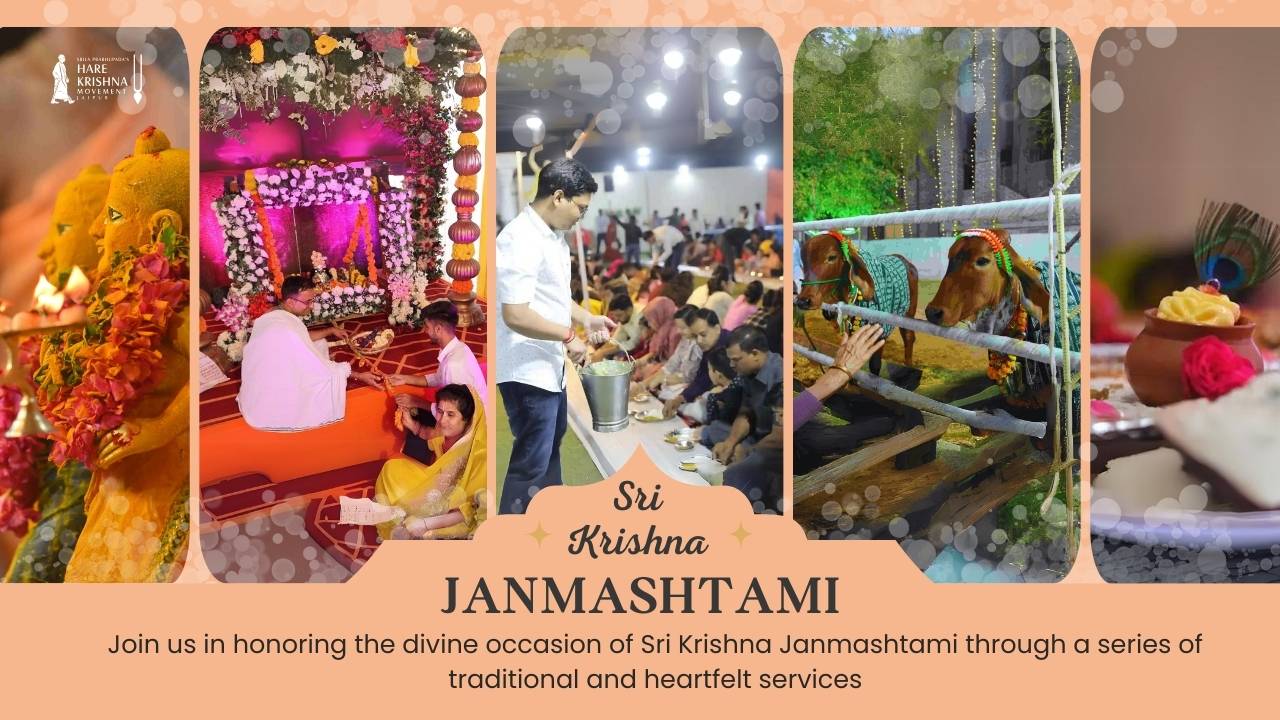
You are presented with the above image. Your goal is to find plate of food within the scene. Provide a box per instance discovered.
[350,328,394,354]
[630,408,665,423]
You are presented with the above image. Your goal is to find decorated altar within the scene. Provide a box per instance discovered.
[196,27,488,580]
[199,27,486,351]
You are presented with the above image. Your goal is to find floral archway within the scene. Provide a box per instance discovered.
[199,27,480,334]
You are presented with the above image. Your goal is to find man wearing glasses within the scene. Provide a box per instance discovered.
[238,275,378,432]
[497,158,616,514]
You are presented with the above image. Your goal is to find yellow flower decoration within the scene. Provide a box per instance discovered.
[458,132,478,147]
[461,96,480,112]
[454,243,475,260]
[456,174,476,191]
[404,42,420,68]
[249,39,265,64]
[463,61,482,75]
[314,34,339,56]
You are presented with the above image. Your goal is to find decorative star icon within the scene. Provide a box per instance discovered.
[731,523,751,546]
[529,522,550,547]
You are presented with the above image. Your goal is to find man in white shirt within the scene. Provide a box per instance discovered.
[238,275,377,431]
[689,208,704,235]
[378,299,486,462]
[497,158,616,514]
[647,224,685,265]
[385,299,487,405]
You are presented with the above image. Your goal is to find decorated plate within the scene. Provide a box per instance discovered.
[351,328,394,354]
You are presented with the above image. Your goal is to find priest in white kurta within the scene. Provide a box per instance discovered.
[237,277,370,432]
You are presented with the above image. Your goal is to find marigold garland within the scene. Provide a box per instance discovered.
[250,190,285,297]
[343,204,373,281]
[987,305,1027,383]
[33,220,189,468]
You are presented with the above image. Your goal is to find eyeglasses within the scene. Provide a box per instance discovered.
[560,193,590,217]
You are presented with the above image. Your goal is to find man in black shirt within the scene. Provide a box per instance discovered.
[623,214,642,264]
[720,325,784,513]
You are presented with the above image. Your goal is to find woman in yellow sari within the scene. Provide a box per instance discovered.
[375,383,486,540]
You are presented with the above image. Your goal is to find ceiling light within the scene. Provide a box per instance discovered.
[645,90,668,111]
[664,50,685,70]
[677,164,690,177]
[613,164,626,175]
[525,115,543,131]
[754,153,768,171]
[637,146,651,157]
[718,47,742,66]
[723,89,742,106]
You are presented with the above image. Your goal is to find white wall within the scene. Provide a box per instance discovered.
[587,166,766,231]
[493,154,767,232]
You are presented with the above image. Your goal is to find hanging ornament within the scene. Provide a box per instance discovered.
[446,48,485,327]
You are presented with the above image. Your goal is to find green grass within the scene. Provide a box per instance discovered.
[495,391,603,501]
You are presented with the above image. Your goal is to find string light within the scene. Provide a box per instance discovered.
[989,28,999,210]
[1064,38,1076,168]
[949,104,958,235]
[936,124,945,231]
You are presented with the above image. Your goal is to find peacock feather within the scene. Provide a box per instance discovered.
[1194,201,1280,292]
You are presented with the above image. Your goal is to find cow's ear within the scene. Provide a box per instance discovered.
[847,251,876,300]
[1010,255,1051,324]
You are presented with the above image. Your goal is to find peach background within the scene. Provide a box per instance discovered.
[1,0,1275,715]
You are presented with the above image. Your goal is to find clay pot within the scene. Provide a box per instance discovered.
[1124,308,1264,406]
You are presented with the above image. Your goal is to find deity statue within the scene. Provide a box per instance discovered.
[53,127,190,582]
[36,164,109,281]
[3,163,108,582]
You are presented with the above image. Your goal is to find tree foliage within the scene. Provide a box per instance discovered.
[793,28,963,221]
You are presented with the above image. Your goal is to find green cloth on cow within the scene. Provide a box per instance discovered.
[1002,260,1081,413]
[848,252,911,340]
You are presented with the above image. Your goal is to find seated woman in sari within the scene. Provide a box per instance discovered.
[374,384,486,540]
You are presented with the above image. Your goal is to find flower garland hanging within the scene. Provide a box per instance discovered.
[201,28,476,286]
[987,305,1027,383]
[398,92,453,281]
[0,385,45,533]
[32,219,189,468]
[364,205,379,287]
[247,176,284,297]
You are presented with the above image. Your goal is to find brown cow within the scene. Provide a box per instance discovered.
[925,228,1053,333]
[926,228,1081,475]
[796,231,918,374]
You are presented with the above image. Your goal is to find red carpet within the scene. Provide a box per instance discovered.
[198,284,486,578]
[201,281,487,427]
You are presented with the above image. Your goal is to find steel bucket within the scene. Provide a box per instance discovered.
[578,357,633,432]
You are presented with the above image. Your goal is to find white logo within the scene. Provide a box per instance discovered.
[50,53,143,105]
[132,53,144,105]
[51,54,75,104]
